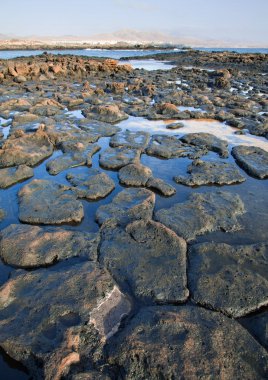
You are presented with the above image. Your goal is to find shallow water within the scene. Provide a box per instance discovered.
[118,59,176,71]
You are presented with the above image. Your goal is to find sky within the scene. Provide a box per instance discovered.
[1,0,268,45]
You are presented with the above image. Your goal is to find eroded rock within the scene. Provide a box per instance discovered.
[82,105,128,124]
[155,191,245,241]
[66,171,115,200]
[18,179,84,224]
[0,165,34,188]
[0,224,99,268]
[146,177,176,196]
[110,130,150,151]
[99,147,141,170]
[189,242,268,317]
[96,188,155,226]
[118,163,152,186]
[107,306,268,379]
[174,159,246,186]
[181,132,229,158]
[232,145,268,179]
[100,220,188,303]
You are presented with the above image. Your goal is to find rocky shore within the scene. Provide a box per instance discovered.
[0,50,267,379]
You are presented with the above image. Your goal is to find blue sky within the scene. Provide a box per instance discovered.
[1,0,268,44]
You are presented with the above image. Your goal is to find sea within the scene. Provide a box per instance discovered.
[0,47,267,60]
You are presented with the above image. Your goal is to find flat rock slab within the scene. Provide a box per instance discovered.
[99,147,141,170]
[100,220,188,303]
[0,209,4,222]
[189,242,268,318]
[0,224,99,268]
[46,144,100,175]
[232,145,268,179]
[66,171,115,200]
[146,177,176,196]
[0,165,34,188]
[118,163,152,186]
[96,188,155,226]
[82,105,128,124]
[18,179,84,224]
[44,124,100,146]
[155,191,245,241]
[174,159,246,186]
[0,262,131,379]
[0,130,53,168]
[79,119,121,137]
[110,131,150,151]
[107,306,268,379]
[181,132,229,158]
[146,134,204,159]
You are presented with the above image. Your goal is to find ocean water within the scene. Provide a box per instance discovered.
[0,47,267,60]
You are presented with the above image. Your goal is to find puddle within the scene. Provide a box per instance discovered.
[65,109,85,119]
[119,59,176,71]
[177,106,205,113]
[118,117,268,151]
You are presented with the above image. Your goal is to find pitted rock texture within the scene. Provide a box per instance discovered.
[96,188,155,226]
[107,306,268,380]
[188,242,268,317]
[82,105,128,124]
[99,147,141,170]
[66,171,115,200]
[174,159,246,186]
[118,163,152,186]
[99,220,188,303]
[181,132,229,158]
[155,191,245,241]
[79,119,120,137]
[110,130,150,151]
[0,224,99,268]
[0,129,53,168]
[146,134,204,159]
[0,165,34,188]
[18,179,84,224]
[232,145,268,179]
[0,262,131,379]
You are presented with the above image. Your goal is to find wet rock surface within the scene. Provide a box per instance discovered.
[0,224,99,268]
[18,179,84,224]
[100,220,188,303]
[188,242,268,317]
[174,159,246,186]
[82,105,128,124]
[107,306,268,380]
[0,165,34,188]
[96,188,155,226]
[146,134,204,159]
[110,130,150,151]
[181,132,229,158]
[0,262,131,379]
[232,145,268,178]
[155,191,245,241]
[118,163,152,186]
[0,129,53,168]
[66,171,115,200]
[99,147,141,169]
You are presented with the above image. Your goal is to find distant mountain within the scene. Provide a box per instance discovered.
[88,29,178,43]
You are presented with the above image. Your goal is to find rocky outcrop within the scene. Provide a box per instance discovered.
[155,191,245,241]
[82,105,128,124]
[188,242,268,317]
[99,147,141,170]
[110,130,150,151]
[180,132,229,158]
[232,145,268,178]
[18,179,84,224]
[0,165,34,188]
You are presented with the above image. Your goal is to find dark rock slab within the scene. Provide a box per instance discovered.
[232,145,268,179]
[46,144,100,175]
[78,119,121,137]
[0,129,53,168]
[181,132,229,158]
[0,165,34,188]
[155,191,245,241]
[166,121,184,129]
[146,134,204,159]
[44,123,100,146]
[99,147,141,170]
[18,179,84,224]
[118,163,152,186]
[100,220,188,303]
[107,306,268,379]
[189,242,268,317]
[110,130,150,151]
[174,159,246,186]
[146,177,176,196]
[66,171,115,200]
[0,262,131,379]
[0,209,4,222]
[0,224,99,268]
[96,188,155,226]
